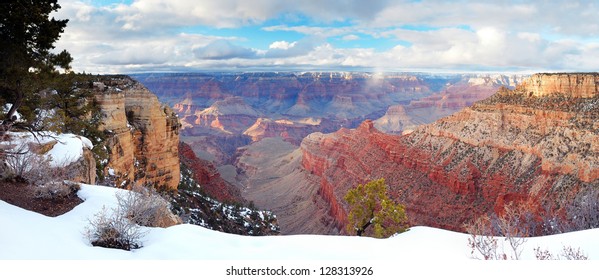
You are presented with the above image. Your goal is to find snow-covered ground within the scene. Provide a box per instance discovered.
[0,184,597,279]
[0,132,93,167]
[0,130,595,278]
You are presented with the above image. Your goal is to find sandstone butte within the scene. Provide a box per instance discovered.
[300,73,599,234]
[94,76,180,191]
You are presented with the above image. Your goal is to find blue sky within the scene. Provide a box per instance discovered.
[54,0,599,74]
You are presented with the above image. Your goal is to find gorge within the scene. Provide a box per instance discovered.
[133,72,537,234]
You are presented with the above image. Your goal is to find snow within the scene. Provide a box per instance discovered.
[0,183,464,259]
[2,103,22,121]
[46,134,93,167]
[0,184,596,278]
[1,132,93,167]
[0,184,597,260]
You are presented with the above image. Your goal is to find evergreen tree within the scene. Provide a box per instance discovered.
[344,178,408,238]
[0,0,72,135]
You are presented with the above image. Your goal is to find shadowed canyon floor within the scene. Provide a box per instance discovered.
[235,138,338,234]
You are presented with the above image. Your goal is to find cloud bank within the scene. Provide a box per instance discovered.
[54,0,599,73]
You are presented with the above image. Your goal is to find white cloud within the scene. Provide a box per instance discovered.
[370,1,599,37]
[51,0,599,73]
[269,41,297,50]
[342,34,360,41]
[99,0,390,30]
[517,32,542,43]
[264,38,320,58]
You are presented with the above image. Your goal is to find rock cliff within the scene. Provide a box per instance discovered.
[94,76,180,191]
[301,73,599,234]
[518,73,599,98]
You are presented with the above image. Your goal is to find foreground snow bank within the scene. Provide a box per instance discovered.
[0,184,598,261]
[0,132,93,167]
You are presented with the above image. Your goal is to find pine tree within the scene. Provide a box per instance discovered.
[344,178,408,238]
[0,0,72,135]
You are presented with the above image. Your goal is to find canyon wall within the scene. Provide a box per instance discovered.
[94,77,180,191]
[135,72,522,165]
[301,73,599,233]
[374,82,502,134]
[131,72,530,234]
[519,73,598,98]
[134,72,435,156]
[179,142,244,203]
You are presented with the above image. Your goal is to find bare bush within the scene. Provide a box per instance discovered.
[468,203,591,260]
[534,247,554,260]
[466,215,505,260]
[1,142,51,180]
[493,203,530,260]
[466,203,530,260]
[560,246,588,260]
[34,180,80,200]
[85,185,179,251]
[84,206,145,251]
[534,246,588,260]
[116,185,179,228]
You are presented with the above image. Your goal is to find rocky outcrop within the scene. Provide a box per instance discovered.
[301,73,599,234]
[190,97,260,135]
[243,118,322,145]
[518,73,599,98]
[77,149,97,185]
[94,76,180,191]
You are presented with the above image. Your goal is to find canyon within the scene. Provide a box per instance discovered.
[134,72,438,165]
[300,73,599,234]
[133,72,529,234]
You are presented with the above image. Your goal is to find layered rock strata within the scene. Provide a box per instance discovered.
[374,79,509,134]
[94,77,180,191]
[301,73,599,233]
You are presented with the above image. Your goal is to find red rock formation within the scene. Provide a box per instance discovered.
[243,118,322,145]
[158,73,444,169]
[178,142,244,203]
[172,94,204,116]
[301,73,599,234]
